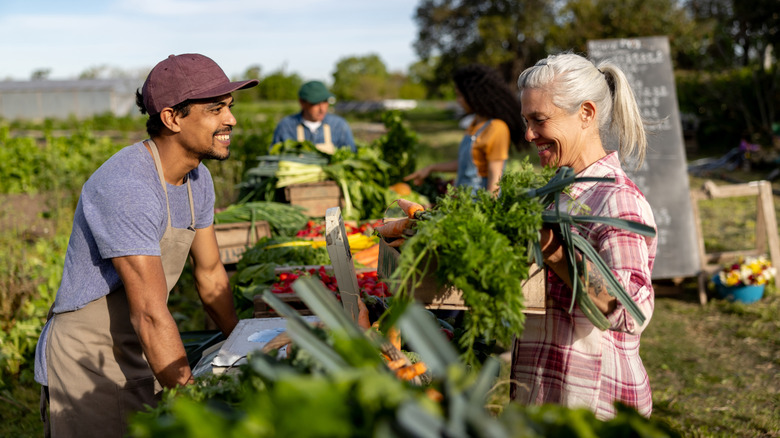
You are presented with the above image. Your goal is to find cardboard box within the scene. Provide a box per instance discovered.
[377,238,546,313]
[214,221,271,264]
[284,181,343,217]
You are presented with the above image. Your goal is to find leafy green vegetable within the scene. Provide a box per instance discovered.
[392,160,551,364]
[214,201,309,237]
[374,110,418,184]
[391,158,655,364]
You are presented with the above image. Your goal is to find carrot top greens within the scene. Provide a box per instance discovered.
[391,158,655,365]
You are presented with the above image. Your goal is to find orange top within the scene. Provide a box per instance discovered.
[468,118,510,177]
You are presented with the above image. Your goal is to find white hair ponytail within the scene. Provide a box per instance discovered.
[518,52,648,167]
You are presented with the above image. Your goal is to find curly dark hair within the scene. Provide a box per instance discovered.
[453,64,526,149]
[135,89,192,137]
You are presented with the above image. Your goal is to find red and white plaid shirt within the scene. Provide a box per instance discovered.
[511,152,657,420]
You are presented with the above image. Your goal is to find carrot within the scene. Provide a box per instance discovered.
[396,198,425,219]
[374,218,410,238]
[396,362,427,381]
[388,327,401,351]
[387,358,407,371]
[357,297,371,330]
[353,244,379,267]
[425,388,443,402]
[387,238,405,248]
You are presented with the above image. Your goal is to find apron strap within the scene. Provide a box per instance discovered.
[296,125,305,142]
[185,176,196,231]
[470,119,493,141]
[146,139,195,230]
[323,124,332,145]
[147,139,173,228]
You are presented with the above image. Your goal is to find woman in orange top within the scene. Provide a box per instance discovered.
[405,64,525,194]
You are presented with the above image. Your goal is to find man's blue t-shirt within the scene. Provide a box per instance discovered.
[272,112,357,152]
[34,141,215,385]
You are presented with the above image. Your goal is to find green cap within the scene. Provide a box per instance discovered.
[298,81,335,104]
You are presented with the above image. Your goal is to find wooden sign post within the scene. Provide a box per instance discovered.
[588,36,701,280]
[324,207,362,322]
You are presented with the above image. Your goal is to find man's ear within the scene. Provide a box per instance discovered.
[160,108,182,133]
[580,101,596,128]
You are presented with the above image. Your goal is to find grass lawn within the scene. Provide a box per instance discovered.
[644,282,779,437]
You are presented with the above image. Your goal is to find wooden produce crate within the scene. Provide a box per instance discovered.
[377,238,546,314]
[284,181,343,217]
[214,221,271,264]
[253,293,313,318]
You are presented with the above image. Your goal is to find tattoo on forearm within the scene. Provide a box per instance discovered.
[590,269,606,296]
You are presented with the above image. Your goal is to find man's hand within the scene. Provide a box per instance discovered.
[404,166,433,187]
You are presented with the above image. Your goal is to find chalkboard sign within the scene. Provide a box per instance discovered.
[587,36,700,279]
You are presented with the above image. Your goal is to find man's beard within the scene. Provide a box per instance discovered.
[201,146,230,161]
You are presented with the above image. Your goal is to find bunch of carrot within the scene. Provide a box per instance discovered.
[373,199,427,248]
[354,283,428,383]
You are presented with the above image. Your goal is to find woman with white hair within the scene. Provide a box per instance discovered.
[510,52,657,420]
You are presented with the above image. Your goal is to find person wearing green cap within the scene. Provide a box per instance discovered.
[272,80,356,153]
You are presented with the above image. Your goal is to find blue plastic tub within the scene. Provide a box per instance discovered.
[712,275,765,304]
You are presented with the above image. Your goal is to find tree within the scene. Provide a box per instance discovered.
[549,0,698,67]
[244,65,262,81]
[683,0,779,70]
[30,68,51,80]
[413,0,555,95]
[331,54,390,101]
[257,70,302,101]
[677,0,779,146]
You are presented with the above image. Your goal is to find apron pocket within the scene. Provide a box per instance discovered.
[118,375,157,422]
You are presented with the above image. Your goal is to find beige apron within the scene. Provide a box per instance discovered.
[297,123,335,154]
[44,139,196,438]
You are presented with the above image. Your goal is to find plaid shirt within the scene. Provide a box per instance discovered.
[511,152,657,420]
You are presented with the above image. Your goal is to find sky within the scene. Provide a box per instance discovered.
[0,0,421,84]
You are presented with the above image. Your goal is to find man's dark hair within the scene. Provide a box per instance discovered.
[135,89,192,137]
[453,64,527,149]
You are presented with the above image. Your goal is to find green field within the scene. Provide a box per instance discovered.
[0,104,778,437]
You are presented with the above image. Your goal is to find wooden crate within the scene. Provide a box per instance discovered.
[284,181,343,217]
[377,238,546,313]
[253,293,313,318]
[214,221,271,264]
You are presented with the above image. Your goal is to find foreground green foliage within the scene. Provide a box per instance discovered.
[129,277,677,438]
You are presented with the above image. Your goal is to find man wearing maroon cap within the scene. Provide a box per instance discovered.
[34,53,258,437]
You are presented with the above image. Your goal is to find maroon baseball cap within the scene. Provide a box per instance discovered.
[141,53,259,115]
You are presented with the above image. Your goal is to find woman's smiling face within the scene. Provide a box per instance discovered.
[520,88,588,171]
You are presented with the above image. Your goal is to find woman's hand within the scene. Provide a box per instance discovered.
[404,166,432,186]
[539,227,564,264]
[540,226,617,315]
